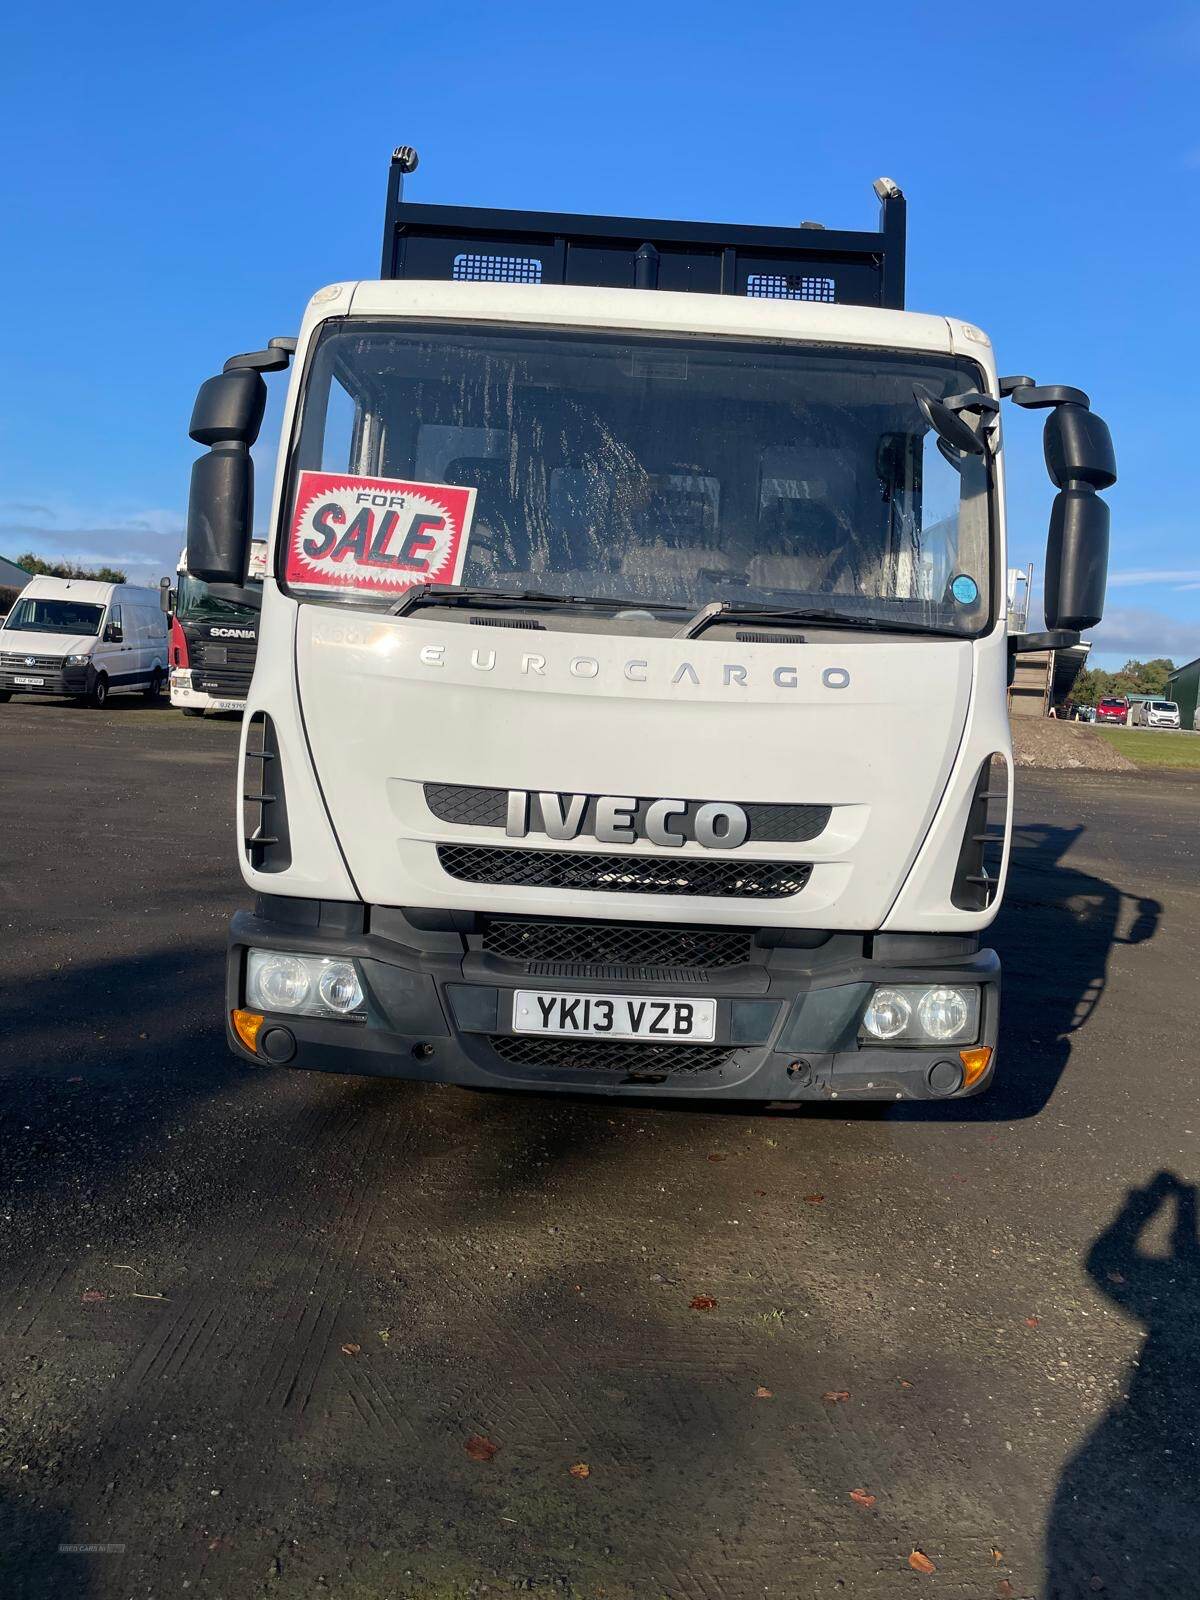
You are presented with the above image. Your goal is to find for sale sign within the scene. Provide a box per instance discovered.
[285,471,477,597]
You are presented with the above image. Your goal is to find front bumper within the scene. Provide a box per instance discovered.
[225,899,1000,1102]
[0,664,90,697]
[170,669,246,714]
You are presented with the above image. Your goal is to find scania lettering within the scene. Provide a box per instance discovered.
[168,543,265,716]
[186,148,1115,1102]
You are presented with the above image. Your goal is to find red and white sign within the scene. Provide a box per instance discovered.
[285,471,477,596]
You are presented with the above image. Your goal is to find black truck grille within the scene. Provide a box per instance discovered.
[438,844,810,899]
[424,782,830,843]
[190,635,256,696]
[487,1035,734,1075]
[482,918,754,971]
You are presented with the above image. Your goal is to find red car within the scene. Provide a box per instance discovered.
[1096,697,1128,724]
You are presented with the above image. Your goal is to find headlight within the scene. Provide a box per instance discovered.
[917,986,971,1041]
[246,949,367,1021]
[860,984,979,1045]
[318,961,364,1014]
[861,988,912,1040]
[66,653,91,666]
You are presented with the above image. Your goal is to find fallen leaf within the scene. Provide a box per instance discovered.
[754,1189,767,1197]
[1024,1316,1040,1329]
[707,1154,726,1163]
[898,1378,914,1389]
[1106,1271,1126,1285]
[1089,1579,1105,1593]
[997,1580,1015,1598]
[754,1386,773,1399]
[991,1546,1004,1565]
[569,1462,590,1478]
[573,1284,582,1293]
[909,1550,936,1575]
[340,1342,361,1356]
[849,1489,876,1508]
[823,1390,851,1403]
[690,1295,718,1311]
[81,1289,107,1304]
[803,1193,825,1204]
[464,1434,499,1462]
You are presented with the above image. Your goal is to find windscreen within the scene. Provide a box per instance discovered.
[176,573,261,625]
[286,319,992,632]
[4,597,105,635]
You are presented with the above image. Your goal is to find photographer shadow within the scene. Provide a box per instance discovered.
[1046,1173,1200,1597]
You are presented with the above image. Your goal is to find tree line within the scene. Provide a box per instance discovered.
[1,553,130,614]
[1072,658,1176,706]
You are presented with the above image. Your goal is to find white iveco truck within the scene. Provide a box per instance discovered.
[186,149,1115,1102]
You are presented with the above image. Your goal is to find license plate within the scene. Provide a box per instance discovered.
[512,990,716,1042]
[13,676,44,686]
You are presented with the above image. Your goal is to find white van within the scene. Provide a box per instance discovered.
[0,575,169,708]
[1131,699,1182,730]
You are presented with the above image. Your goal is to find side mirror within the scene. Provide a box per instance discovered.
[1042,406,1115,631]
[185,368,267,584]
[159,577,174,615]
[1044,486,1109,631]
[104,621,123,643]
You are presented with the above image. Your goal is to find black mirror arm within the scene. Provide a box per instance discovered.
[1008,629,1080,655]
[223,338,296,375]
[941,389,1000,419]
[1008,382,1091,411]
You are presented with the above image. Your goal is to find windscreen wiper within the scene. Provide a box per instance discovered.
[389,585,688,619]
[676,600,963,641]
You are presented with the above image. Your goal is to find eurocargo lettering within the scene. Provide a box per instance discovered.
[184,147,1116,1103]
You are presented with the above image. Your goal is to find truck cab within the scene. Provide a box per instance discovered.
[185,152,1115,1103]
[169,544,265,716]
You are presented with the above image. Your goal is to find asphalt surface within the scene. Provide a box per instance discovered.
[2,696,1199,1600]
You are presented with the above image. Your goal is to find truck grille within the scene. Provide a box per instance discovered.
[482,918,753,971]
[424,782,830,843]
[438,844,810,899]
[190,635,256,696]
[487,1035,734,1075]
[0,652,62,671]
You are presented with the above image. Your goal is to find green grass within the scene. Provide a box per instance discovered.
[1094,727,1200,769]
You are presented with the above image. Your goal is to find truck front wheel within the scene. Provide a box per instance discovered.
[88,675,109,708]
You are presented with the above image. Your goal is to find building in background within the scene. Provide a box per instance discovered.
[0,555,33,613]
[1009,638,1092,717]
[1167,656,1200,731]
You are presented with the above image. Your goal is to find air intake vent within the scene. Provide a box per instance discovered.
[468,616,545,630]
[437,844,810,899]
[735,630,806,644]
[243,712,291,873]
[487,1035,734,1075]
[951,755,1008,911]
[482,918,754,971]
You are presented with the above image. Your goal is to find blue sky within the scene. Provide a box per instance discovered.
[2,1,1196,669]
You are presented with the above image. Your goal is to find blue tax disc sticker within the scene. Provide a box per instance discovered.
[951,574,979,605]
